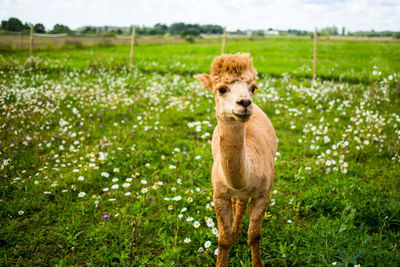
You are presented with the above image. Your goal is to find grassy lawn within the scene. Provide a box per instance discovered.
[2,37,400,83]
[0,38,399,266]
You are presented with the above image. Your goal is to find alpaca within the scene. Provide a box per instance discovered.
[196,53,277,267]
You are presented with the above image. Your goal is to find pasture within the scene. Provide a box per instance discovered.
[0,38,400,266]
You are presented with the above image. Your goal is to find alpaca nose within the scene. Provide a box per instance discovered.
[236,99,252,108]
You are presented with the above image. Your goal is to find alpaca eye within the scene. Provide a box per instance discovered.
[218,88,227,94]
[251,87,257,93]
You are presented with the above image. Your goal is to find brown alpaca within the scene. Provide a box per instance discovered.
[196,53,277,267]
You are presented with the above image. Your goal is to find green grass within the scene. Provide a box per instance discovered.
[0,39,400,266]
[1,38,400,83]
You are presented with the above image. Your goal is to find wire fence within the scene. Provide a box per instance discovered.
[0,27,320,77]
[2,27,399,79]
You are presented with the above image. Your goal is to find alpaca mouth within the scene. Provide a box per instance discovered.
[232,111,252,120]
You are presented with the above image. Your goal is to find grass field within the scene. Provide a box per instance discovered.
[0,38,400,266]
[2,37,400,83]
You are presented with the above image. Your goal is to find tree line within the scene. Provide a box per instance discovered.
[0,17,223,36]
[1,17,399,39]
[280,26,400,39]
[80,23,224,36]
[136,23,223,36]
[0,17,72,34]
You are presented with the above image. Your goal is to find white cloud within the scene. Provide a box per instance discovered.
[0,0,398,31]
[90,0,110,9]
[50,0,84,9]
[16,0,34,4]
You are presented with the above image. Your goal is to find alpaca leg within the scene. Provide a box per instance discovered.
[232,198,248,241]
[214,197,233,267]
[248,196,268,267]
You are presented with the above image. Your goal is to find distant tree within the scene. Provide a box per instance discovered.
[81,26,97,34]
[170,23,186,35]
[129,23,223,36]
[148,23,168,35]
[50,24,71,34]
[332,26,339,35]
[347,30,397,38]
[253,30,265,37]
[284,29,311,36]
[395,32,400,39]
[136,26,150,34]
[154,23,168,34]
[1,17,29,32]
[341,26,345,36]
[1,20,6,30]
[320,26,338,36]
[34,23,45,33]
[180,28,200,37]
[199,24,223,34]
[231,29,246,35]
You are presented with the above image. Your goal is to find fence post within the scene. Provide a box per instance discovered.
[30,24,34,68]
[20,32,23,49]
[313,27,317,80]
[129,26,136,71]
[221,27,226,55]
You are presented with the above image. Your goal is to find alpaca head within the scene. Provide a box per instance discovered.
[196,53,258,123]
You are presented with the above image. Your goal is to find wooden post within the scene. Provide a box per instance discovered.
[30,24,34,68]
[129,26,136,71]
[313,27,317,80]
[221,27,226,55]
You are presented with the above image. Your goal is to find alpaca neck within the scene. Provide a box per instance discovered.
[218,119,249,190]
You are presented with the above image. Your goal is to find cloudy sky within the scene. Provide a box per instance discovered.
[1,0,399,32]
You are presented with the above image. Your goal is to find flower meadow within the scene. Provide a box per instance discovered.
[1,46,400,266]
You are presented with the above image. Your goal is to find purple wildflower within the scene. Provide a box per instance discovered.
[103,214,110,220]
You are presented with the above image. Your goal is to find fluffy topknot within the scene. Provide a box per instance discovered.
[210,53,257,84]
[195,53,258,91]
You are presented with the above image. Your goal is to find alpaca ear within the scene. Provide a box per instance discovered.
[195,74,212,91]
